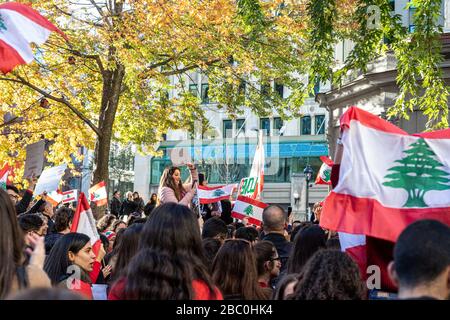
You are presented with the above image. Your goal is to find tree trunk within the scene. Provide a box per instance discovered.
[92,65,125,219]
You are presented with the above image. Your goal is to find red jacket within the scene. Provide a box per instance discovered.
[108,278,223,300]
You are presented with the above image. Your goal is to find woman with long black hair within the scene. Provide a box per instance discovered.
[44,233,97,299]
[108,203,222,300]
[0,189,50,299]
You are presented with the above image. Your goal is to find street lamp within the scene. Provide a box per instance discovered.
[303,165,314,220]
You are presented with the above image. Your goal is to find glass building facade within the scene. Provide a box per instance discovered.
[150,139,328,185]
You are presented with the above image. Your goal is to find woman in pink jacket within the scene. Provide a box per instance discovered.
[158,163,198,208]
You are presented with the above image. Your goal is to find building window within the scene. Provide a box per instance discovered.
[189,83,198,97]
[238,81,246,95]
[409,3,416,32]
[260,118,270,136]
[236,119,246,136]
[389,0,395,11]
[201,83,209,104]
[315,115,326,135]
[309,79,320,97]
[223,120,233,138]
[260,82,270,98]
[301,116,311,135]
[162,133,167,141]
[274,117,283,135]
[274,82,284,98]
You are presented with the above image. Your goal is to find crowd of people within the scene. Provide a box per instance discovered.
[0,162,449,301]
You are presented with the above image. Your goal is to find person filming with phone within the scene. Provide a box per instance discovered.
[158,163,198,209]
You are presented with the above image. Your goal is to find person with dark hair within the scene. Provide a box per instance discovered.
[158,164,198,208]
[235,226,259,244]
[261,205,292,274]
[7,287,86,300]
[286,224,327,274]
[220,199,233,225]
[18,214,46,237]
[96,214,117,234]
[272,273,299,300]
[254,241,281,290]
[290,221,313,242]
[108,203,222,300]
[388,219,450,300]
[37,201,55,234]
[0,189,50,299]
[132,191,145,214]
[198,173,222,222]
[6,176,37,214]
[109,223,144,283]
[144,193,157,217]
[202,216,227,242]
[120,191,138,218]
[44,233,97,299]
[112,220,127,233]
[44,207,74,255]
[212,239,269,300]
[202,238,222,273]
[326,235,341,250]
[110,190,122,218]
[128,217,147,226]
[226,224,236,239]
[289,249,366,300]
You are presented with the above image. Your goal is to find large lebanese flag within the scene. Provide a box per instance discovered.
[198,184,237,204]
[71,192,102,256]
[249,130,265,200]
[231,195,268,227]
[0,2,67,73]
[321,106,450,243]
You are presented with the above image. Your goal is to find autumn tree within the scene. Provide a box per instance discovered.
[0,0,447,203]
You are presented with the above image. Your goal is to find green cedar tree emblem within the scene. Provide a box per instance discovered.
[323,167,331,181]
[0,181,6,190]
[213,189,225,197]
[382,138,450,207]
[244,205,254,216]
[0,14,6,32]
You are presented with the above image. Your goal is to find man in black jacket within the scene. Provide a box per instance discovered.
[109,190,122,218]
[388,220,450,300]
[6,176,37,215]
[261,205,293,274]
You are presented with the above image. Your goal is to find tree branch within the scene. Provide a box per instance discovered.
[0,76,102,137]
[161,58,222,76]
[53,4,104,28]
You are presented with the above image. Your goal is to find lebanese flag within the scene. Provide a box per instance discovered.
[0,2,68,73]
[89,181,107,207]
[315,156,333,185]
[248,130,265,200]
[231,195,268,227]
[0,163,9,190]
[47,190,63,207]
[71,192,102,256]
[61,189,78,204]
[198,184,237,204]
[321,106,450,243]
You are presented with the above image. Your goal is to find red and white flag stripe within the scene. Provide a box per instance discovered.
[71,192,102,256]
[61,189,78,204]
[0,2,67,73]
[89,181,107,207]
[321,106,450,243]
[231,195,268,227]
[198,184,237,204]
